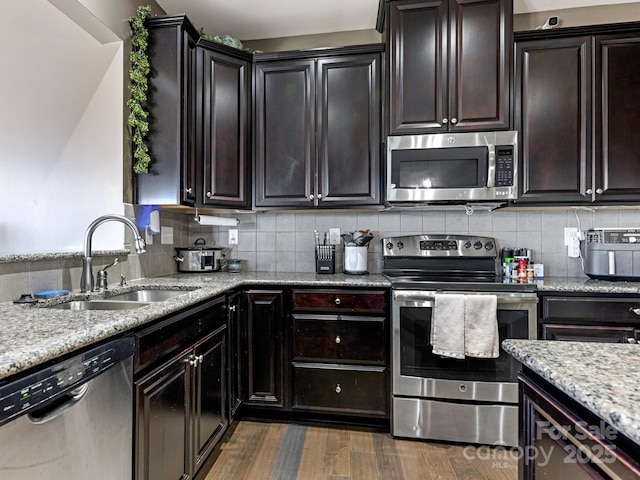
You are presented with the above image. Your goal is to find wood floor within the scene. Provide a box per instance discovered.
[204,419,518,480]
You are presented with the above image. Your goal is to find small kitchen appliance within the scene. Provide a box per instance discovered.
[583,228,640,281]
[174,238,224,272]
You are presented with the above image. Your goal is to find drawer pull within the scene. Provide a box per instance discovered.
[627,338,637,344]
[335,298,341,305]
[630,307,640,316]
[335,384,342,394]
[335,336,341,344]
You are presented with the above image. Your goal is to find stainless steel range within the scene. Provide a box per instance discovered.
[383,234,538,447]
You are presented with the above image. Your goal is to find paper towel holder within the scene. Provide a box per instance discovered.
[193,208,239,227]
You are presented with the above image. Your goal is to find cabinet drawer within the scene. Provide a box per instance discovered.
[292,363,387,417]
[541,324,639,343]
[293,314,386,364]
[291,289,386,313]
[135,296,226,374]
[542,296,640,324]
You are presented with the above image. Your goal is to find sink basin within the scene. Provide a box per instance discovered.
[106,289,193,302]
[50,300,150,311]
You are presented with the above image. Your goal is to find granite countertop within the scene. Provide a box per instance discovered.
[0,272,389,382]
[2,270,639,384]
[503,339,640,447]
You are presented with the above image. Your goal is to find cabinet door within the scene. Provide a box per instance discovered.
[135,353,190,480]
[138,16,198,206]
[316,53,382,206]
[191,326,227,477]
[515,37,592,203]
[448,0,512,132]
[594,34,640,203]
[199,48,250,208]
[389,0,448,134]
[227,292,243,419]
[254,60,315,207]
[243,290,285,406]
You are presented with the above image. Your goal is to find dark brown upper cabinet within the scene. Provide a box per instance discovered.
[514,24,640,205]
[254,46,383,209]
[137,15,252,210]
[594,34,640,203]
[197,44,251,209]
[514,36,593,204]
[387,0,512,135]
[137,15,199,207]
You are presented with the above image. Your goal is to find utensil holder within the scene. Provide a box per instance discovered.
[315,245,335,274]
[344,245,368,275]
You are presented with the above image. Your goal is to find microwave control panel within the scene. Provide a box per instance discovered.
[495,146,514,187]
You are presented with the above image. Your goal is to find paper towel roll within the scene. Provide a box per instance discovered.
[195,215,239,227]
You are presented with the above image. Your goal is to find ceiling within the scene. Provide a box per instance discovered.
[155,0,640,40]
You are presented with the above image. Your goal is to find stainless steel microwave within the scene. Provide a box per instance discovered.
[386,131,518,203]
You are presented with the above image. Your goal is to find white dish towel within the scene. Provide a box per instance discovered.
[464,294,499,358]
[431,294,499,359]
[431,294,466,359]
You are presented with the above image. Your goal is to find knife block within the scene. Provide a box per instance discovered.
[315,245,335,274]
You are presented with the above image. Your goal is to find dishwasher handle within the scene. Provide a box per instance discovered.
[27,383,90,425]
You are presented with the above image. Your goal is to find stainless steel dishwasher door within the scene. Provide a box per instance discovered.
[0,339,134,480]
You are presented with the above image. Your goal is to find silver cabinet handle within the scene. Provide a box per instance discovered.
[309,194,314,201]
[586,188,593,194]
[596,188,603,194]
[627,338,637,344]
[206,192,212,198]
[186,187,193,194]
[229,305,237,313]
[317,193,323,200]
[335,384,342,394]
[335,336,341,344]
[451,117,458,124]
[630,307,640,316]
[442,118,449,124]
[334,297,341,305]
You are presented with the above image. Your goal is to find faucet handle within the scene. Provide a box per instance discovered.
[96,258,119,291]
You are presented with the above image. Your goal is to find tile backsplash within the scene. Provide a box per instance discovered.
[1,206,639,303]
[192,207,640,278]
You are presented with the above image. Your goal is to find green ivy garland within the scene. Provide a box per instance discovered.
[128,5,152,174]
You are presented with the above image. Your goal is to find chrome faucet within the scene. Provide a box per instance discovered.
[80,214,146,293]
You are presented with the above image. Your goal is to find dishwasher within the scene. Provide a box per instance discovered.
[0,336,135,479]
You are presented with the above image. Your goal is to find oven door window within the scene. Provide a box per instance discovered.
[399,306,528,382]
[390,146,488,189]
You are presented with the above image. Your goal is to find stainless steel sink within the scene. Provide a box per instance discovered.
[105,289,193,302]
[50,300,150,311]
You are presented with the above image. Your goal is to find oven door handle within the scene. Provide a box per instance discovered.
[393,291,538,305]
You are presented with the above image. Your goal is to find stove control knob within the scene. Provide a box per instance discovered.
[386,242,394,250]
[485,241,494,250]
[396,241,404,250]
[629,236,637,243]
[474,241,483,250]
[464,241,472,249]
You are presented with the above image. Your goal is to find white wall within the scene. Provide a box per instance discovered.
[0,0,124,254]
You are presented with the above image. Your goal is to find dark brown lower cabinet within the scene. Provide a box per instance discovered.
[135,352,190,480]
[227,291,243,420]
[290,289,389,419]
[539,294,640,343]
[519,371,640,480]
[243,290,284,407]
[292,363,387,416]
[134,297,228,480]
